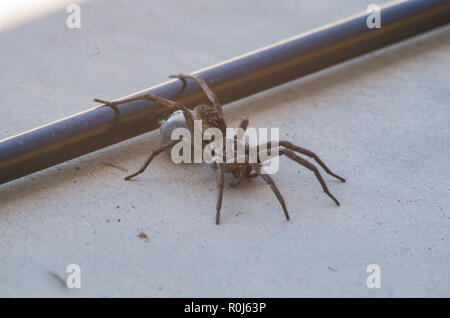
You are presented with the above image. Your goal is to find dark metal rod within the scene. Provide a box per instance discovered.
[1,0,449,185]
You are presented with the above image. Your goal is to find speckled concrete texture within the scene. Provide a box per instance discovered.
[0,0,449,297]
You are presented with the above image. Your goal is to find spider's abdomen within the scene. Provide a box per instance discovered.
[160,110,192,146]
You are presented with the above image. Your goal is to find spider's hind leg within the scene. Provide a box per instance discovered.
[93,98,121,115]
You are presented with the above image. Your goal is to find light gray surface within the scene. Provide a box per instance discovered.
[0,0,449,297]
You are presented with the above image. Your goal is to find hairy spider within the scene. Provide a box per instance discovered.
[94,74,345,224]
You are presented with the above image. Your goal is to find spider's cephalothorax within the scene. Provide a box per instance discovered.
[94,73,345,224]
[193,104,227,135]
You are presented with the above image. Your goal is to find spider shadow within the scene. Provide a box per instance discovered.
[0,26,448,209]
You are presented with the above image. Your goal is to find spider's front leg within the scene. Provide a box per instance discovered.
[261,140,346,183]
[169,73,224,118]
[278,148,341,206]
[216,163,225,225]
[254,140,344,205]
[94,94,195,133]
[94,94,194,180]
[250,163,290,221]
[232,152,290,221]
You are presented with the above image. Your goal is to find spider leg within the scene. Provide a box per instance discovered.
[169,73,224,118]
[230,166,246,187]
[251,163,290,221]
[216,163,225,225]
[95,101,120,115]
[94,94,194,133]
[125,140,180,181]
[238,117,249,131]
[279,148,341,206]
[266,141,345,182]
[241,141,258,178]
[233,117,250,157]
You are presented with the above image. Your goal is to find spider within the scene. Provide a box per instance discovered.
[94,74,345,224]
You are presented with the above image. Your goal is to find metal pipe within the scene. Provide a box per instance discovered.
[1,0,449,185]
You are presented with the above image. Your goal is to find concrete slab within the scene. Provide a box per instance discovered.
[0,0,448,297]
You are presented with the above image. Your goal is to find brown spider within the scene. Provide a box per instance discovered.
[94,74,345,224]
